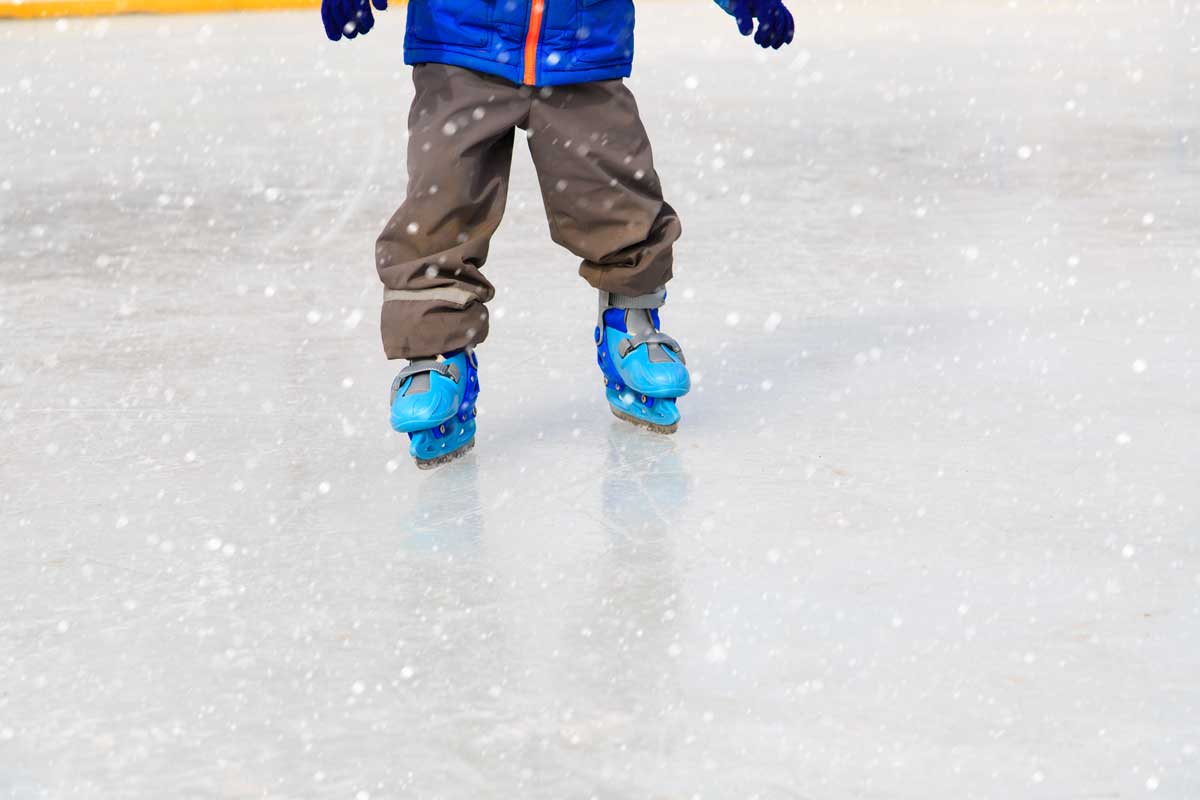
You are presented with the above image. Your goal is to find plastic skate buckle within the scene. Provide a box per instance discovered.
[390,358,460,404]
[616,332,685,363]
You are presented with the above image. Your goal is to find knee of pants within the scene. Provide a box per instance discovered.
[564,205,681,264]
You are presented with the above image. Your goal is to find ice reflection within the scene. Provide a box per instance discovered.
[399,458,483,553]
[600,424,692,539]
[545,428,693,763]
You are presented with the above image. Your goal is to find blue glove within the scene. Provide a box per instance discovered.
[322,0,385,41]
[722,0,794,49]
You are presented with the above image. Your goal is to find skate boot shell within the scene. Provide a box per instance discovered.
[595,291,690,434]
[390,349,480,468]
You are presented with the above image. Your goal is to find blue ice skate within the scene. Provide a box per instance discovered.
[390,349,480,469]
[595,290,690,434]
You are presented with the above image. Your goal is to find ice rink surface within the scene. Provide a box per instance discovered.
[2,1,1200,797]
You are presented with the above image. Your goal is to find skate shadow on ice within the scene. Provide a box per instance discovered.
[549,425,693,748]
[398,458,483,554]
[601,422,692,539]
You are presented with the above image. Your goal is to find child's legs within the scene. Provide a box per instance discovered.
[525,80,682,299]
[378,64,531,359]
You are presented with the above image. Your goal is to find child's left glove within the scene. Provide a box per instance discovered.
[721,0,795,49]
[322,0,386,41]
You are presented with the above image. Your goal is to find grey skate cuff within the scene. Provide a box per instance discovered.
[599,288,666,311]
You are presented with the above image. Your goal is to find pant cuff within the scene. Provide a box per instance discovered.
[381,298,490,360]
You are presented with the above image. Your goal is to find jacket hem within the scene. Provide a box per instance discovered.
[541,63,633,85]
[404,49,524,85]
[404,49,632,87]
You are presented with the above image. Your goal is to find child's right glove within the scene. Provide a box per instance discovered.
[322,0,386,41]
[721,0,795,49]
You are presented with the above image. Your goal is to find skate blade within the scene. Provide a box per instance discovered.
[415,437,475,470]
[610,405,679,435]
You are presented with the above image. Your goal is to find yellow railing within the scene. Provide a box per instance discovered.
[0,0,319,18]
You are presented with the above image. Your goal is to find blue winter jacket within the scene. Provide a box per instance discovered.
[403,0,724,87]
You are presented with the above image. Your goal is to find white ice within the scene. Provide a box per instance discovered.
[2,2,1199,797]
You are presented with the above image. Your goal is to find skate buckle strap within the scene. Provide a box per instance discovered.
[617,331,686,363]
[390,358,460,404]
[398,359,460,383]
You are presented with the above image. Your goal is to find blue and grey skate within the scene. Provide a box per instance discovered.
[389,349,480,469]
[594,289,690,434]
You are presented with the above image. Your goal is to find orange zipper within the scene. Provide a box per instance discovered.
[522,0,545,85]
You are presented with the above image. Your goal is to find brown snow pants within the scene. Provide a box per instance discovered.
[377,64,682,359]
